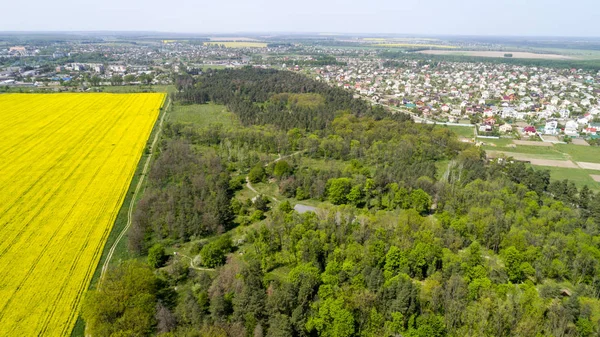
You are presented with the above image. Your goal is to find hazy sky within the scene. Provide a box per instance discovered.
[2,0,599,36]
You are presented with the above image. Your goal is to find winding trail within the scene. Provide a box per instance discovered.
[245,150,306,203]
[173,252,215,271]
[99,98,171,283]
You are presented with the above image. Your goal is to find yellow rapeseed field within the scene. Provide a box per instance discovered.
[204,41,268,48]
[0,93,164,336]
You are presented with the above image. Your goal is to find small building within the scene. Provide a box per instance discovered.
[499,124,513,133]
[483,117,496,126]
[565,120,579,136]
[479,125,493,133]
[544,120,559,135]
[523,126,537,136]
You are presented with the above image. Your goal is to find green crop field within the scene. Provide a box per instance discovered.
[437,125,475,138]
[555,144,600,163]
[484,142,600,163]
[532,166,600,192]
[479,138,516,147]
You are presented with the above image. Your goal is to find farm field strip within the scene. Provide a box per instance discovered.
[0,93,164,336]
[203,41,268,48]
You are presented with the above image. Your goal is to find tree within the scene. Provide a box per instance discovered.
[327,178,352,205]
[384,246,409,279]
[249,164,266,183]
[273,160,292,178]
[123,74,136,84]
[346,184,364,206]
[147,243,167,268]
[501,246,524,283]
[82,261,157,337]
[200,235,233,268]
[110,74,123,86]
[267,314,293,337]
[306,297,355,337]
[254,195,270,212]
[139,73,154,85]
[279,200,293,213]
[89,75,101,86]
[410,189,431,214]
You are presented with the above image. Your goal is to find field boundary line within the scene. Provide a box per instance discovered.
[99,97,171,283]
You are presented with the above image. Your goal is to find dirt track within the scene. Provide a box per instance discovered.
[577,162,600,170]
[417,50,574,60]
[513,140,554,147]
[572,139,590,146]
[487,151,578,168]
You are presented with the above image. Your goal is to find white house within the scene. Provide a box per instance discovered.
[577,116,590,125]
[499,124,513,133]
[565,120,579,136]
[479,125,493,133]
[544,120,559,135]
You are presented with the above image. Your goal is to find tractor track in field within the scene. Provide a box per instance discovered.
[99,98,170,284]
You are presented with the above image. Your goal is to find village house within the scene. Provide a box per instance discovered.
[523,126,537,136]
[564,120,579,136]
[499,124,513,133]
[544,120,559,135]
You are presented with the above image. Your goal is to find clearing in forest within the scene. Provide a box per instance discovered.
[0,93,164,336]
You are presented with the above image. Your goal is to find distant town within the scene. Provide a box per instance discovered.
[2,34,600,144]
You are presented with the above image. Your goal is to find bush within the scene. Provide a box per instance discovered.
[229,175,246,191]
[327,178,353,205]
[200,235,233,268]
[250,210,265,223]
[248,164,266,183]
[148,243,167,268]
[273,160,292,178]
[279,200,293,213]
[253,195,270,212]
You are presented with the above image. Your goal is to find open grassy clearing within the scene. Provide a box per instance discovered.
[483,143,600,163]
[438,124,475,138]
[435,159,450,180]
[490,145,567,158]
[555,144,600,163]
[169,103,240,128]
[486,150,569,162]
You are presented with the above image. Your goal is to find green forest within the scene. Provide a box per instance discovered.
[83,68,600,337]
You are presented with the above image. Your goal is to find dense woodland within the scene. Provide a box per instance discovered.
[84,68,600,337]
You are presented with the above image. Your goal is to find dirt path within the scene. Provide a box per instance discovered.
[99,98,171,283]
[245,150,305,203]
[174,252,215,271]
[577,162,600,170]
[512,140,554,147]
[486,151,578,168]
